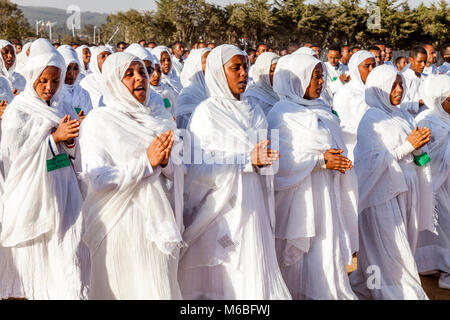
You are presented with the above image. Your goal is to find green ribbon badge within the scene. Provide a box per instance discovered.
[47,153,71,172]
[414,152,431,167]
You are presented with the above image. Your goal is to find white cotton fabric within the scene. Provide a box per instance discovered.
[267,53,358,300]
[349,64,434,300]
[324,61,349,98]
[151,46,182,116]
[244,52,280,115]
[75,45,91,79]
[14,41,32,77]
[125,43,154,63]
[438,62,450,76]
[0,76,14,104]
[58,46,93,116]
[79,46,112,108]
[0,39,89,299]
[402,67,427,115]
[293,47,318,57]
[178,44,291,300]
[79,52,185,299]
[414,75,450,284]
[0,40,26,93]
[175,48,211,129]
[333,50,376,161]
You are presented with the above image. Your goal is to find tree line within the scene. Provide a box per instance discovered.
[1,0,448,50]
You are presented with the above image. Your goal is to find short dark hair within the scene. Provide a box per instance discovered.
[117,41,127,47]
[328,45,341,53]
[351,45,361,51]
[367,45,381,52]
[172,41,183,48]
[257,43,267,50]
[441,44,450,56]
[139,39,146,43]
[395,56,405,64]
[385,44,393,50]
[410,45,427,58]
[287,43,300,54]
[247,48,256,55]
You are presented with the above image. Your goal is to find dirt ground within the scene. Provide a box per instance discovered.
[346,257,450,300]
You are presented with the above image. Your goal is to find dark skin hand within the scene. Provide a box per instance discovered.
[147,130,175,168]
[250,140,280,167]
[52,115,80,144]
[78,110,86,123]
[0,100,7,119]
[324,149,353,174]
[408,126,431,150]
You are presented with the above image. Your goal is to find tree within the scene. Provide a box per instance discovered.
[0,0,32,40]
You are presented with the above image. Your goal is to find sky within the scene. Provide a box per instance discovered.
[11,0,436,14]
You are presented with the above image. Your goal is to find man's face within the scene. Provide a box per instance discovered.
[117,43,127,52]
[327,50,340,67]
[312,46,321,58]
[174,44,184,58]
[424,45,437,65]
[445,46,450,63]
[385,47,393,61]
[341,46,351,64]
[396,57,407,72]
[248,51,257,65]
[409,52,427,74]
[256,45,268,57]
[369,49,382,66]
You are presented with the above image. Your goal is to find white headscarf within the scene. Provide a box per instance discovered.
[244,52,280,106]
[293,46,318,58]
[273,53,328,107]
[15,41,32,75]
[75,45,90,75]
[151,45,182,92]
[347,50,377,91]
[418,74,450,127]
[175,48,211,117]
[0,40,26,92]
[125,43,154,65]
[89,45,112,75]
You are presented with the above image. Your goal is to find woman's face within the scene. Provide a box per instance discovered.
[160,51,171,75]
[65,63,80,85]
[442,95,450,115]
[144,60,153,79]
[269,62,277,87]
[82,48,91,66]
[358,58,376,84]
[201,51,210,74]
[223,54,249,100]
[122,61,148,103]
[150,63,162,86]
[303,63,324,100]
[1,45,15,70]
[389,75,404,106]
[97,50,111,73]
[33,66,61,102]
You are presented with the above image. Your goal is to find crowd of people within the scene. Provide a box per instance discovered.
[0,35,449,300]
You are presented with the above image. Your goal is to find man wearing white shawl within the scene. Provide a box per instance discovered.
[402,46,428,115]
[244,52,280,116]
[323,45,349,102]
[75,45,91,81]
[178,44,291,300]
[333,50,376,161]
[349,65,434,300]
[79,52,185,300]
[151,46,182,116]
[175,48,211,129]
[0,39,89,300]
[14,41,32,77]
[58,46,93,118]
[124,43,165,111]
[414,74,450,290]
[267,53,358,300]
[0,40,26,93]
[79,45,112,108]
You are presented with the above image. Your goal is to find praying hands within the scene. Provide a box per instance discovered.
[147,130,175,168]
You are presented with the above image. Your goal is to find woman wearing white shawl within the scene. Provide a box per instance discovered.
[124,43,165,110]
[175,48,211,129]
[333,50,377,161]
[0,39,89,300]
[244,52,280,116]
[151,46,182,116]
[0,40,26,93]
[14,41,32,77]
[266,53,358,300]
[58,46,93,117]
[79,45,112,108]
[414,74,450,290]
[178,44,291,300]
[349,64,434,300]
[79,52,185,300]
[75,45,91,81]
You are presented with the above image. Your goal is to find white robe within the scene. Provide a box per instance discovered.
[79,52,184,300]
[349,65,434,300]
[0,40,26,93]
[324,61,348,99]
[401,67,427,115]
[414,74,450,288]
[438,62,450,76]
[268,53,358,300]
[0,44,89,299]
[178,44,291,300]
[423,64,438,77]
